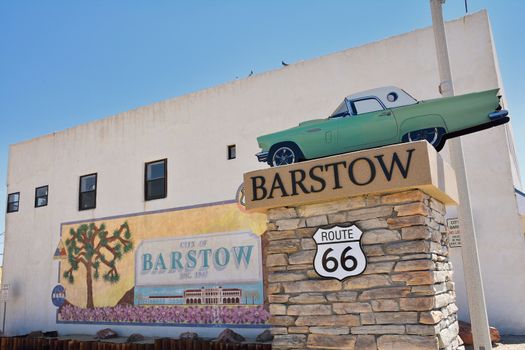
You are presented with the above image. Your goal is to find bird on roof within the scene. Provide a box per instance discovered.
[248,70,254,77]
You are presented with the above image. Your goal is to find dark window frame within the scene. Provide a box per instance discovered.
[145,159,167,201]
[79,173,97,211]
[7,192,20,213]
[35,185,49,208]
[227,144,236,160]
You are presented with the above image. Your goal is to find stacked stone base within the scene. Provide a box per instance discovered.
[264,190,463,350]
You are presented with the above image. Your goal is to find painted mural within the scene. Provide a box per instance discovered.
[56,201,269,327]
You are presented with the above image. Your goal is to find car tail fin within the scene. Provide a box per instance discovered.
[497,94,504,110]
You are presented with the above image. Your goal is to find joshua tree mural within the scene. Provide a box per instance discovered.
[63,222,133,308]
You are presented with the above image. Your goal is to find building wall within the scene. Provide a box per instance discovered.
[3,10,524,335]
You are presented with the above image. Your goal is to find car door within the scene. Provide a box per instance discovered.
[337,97,398,151]
[296,119,340,159]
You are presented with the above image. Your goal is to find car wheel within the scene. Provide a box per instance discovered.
[403,127,445,150]
[269,143,302,167]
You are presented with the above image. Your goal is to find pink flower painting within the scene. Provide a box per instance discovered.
[58,304,269,326]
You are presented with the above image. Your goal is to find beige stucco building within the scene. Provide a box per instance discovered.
[3,10,525,336]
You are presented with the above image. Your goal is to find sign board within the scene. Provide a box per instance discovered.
[313,225,367,280]
[51,285,66,307]
[53,240,67,260]
[447,218,461,248]
[134,231,264,306]
[235,183,247,212]
[243,141,458,211]
[0,284,9,302]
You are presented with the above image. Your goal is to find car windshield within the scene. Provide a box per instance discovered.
[330,99,349,118]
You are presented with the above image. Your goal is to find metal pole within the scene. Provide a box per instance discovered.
[2,301,5,335]
[429,1,492,349]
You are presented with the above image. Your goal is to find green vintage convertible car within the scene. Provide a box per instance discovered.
[256,86,509,166]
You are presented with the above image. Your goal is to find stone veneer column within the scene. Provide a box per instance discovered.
[264,189,463,350]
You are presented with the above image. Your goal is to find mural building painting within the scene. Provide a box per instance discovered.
[56,202,269,328]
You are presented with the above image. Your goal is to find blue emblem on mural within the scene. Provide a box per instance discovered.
[51,285,66,307]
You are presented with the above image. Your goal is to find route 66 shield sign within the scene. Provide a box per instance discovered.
[313,224,367,280]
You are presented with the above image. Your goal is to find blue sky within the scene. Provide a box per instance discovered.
[1,1,524,262]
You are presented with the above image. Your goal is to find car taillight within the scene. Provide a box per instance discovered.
[497,95,503,110]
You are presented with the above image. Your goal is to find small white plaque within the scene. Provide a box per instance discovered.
[449,234,462,248]
[447,218,461,247]
[0,284,10,302]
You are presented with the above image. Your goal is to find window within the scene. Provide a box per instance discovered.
[227,145,236,160]
[79,174,97,210]
[7,192,20,213]
[145,159,167,201]
[35,185,48,208]
[330,99,350,118]
[353,98,384,114]
[387,92,398,102]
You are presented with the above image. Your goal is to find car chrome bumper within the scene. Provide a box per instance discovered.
[256,151,269,162]
[488,110,509,120]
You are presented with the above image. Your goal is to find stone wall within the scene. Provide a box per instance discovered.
[264,190,463,350]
